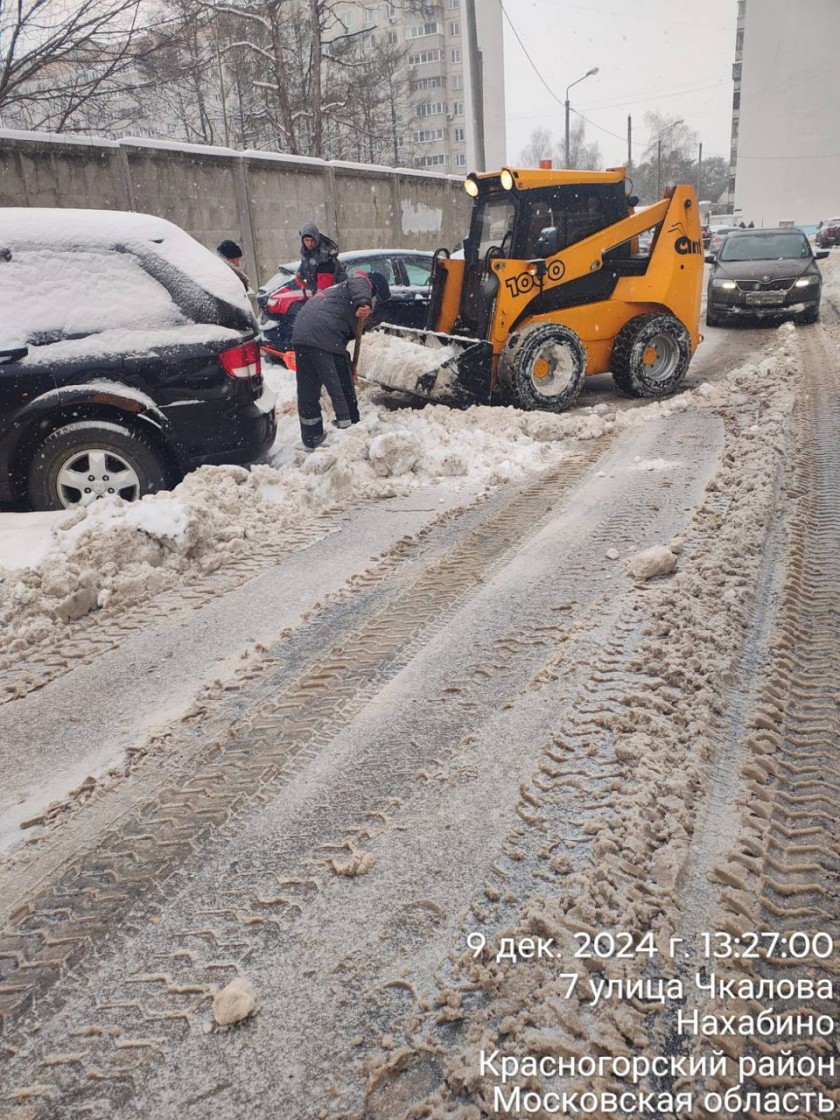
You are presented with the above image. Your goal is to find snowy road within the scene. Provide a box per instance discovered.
[0,278,838,1116]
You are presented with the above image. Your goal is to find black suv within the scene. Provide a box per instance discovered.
[0,209,276,509]
[706,228,828,327]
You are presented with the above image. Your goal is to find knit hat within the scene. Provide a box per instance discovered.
[367,270,391,304]
[217,239,243,260]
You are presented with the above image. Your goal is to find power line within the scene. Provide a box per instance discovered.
[495,0,626,143]
[584,80,729,112]
[494,0,563,109]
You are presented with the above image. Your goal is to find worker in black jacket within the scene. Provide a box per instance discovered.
[297,222,347,295]
[292,271,391,450]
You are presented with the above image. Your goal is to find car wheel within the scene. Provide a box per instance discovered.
[611,313,692,398]
[497,323,587,413]
[795,305,820,325]
[28,420,170,511]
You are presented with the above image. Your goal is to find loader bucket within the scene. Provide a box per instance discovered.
[363,324,493,409]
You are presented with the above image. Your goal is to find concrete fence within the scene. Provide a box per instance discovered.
[0,129,472,287]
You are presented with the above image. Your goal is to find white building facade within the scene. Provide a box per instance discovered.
[731,0,840,226]
[334,0,505,173]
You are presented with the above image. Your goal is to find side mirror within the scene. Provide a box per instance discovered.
[537,226,561,258]
[815,249,830,260]
[705,254,716,264]
[0,345,28,364]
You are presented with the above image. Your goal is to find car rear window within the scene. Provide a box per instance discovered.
[0,242,254,353]
[0,248,185,347]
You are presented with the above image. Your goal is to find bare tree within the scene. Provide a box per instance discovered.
[319,16,410,164]
[518,121,601,170]
[0,0,154,130]
[125,3,221,143]
[1,0,414,162]
[518,127,554,167]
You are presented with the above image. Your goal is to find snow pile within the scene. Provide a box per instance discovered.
[261,362,298,406]
[628,545,678,580]
[0,320,806,659]
[359,330,460,393]
[0,466,292,653]
[819,248,840,312]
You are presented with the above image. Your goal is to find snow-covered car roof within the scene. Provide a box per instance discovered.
[0,208,250,314]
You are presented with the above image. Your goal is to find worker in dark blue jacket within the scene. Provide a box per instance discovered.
[291,270,391,450]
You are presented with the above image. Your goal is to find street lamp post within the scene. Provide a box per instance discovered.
[564,67,599,168]
[656,118,684,197]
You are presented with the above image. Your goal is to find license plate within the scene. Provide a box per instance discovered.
[745,291,785,306]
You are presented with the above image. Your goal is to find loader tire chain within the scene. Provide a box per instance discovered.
[692,330,840,1112]
[0,443,611,1108]
[0,514,347,706]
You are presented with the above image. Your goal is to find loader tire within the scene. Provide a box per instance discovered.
[611,313,692,398]
[498,323,586,413]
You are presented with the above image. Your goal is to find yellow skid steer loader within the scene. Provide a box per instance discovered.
[366,166,704,412]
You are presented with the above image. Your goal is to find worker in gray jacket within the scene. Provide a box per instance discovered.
[292,270,391,450]
[297,222,346,295]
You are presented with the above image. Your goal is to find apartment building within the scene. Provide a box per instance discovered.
[333,0,505,173]
[728,0,840,225]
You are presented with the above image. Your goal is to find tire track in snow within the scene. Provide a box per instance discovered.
[0,442,611,1083]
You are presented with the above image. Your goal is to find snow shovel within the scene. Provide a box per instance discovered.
[350,317,364,384]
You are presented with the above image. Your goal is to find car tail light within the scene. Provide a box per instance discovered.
[219,340,261,379]
[266,288,303,315]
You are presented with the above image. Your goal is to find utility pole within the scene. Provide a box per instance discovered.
[309,0,323,157]
[564,68,598,170]
[464,0,486,171]
[627,114,632,174]
[697,141,703,196]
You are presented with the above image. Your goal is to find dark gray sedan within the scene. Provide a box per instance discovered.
[706,229,828,327]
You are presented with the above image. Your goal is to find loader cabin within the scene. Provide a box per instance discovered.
[457,166,649,335]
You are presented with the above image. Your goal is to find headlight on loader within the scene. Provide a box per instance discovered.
[464,175,480,197]
[711,279,737,289]
[500,168,515,191]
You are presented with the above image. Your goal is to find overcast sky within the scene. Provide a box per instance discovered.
[500,0,738,167]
